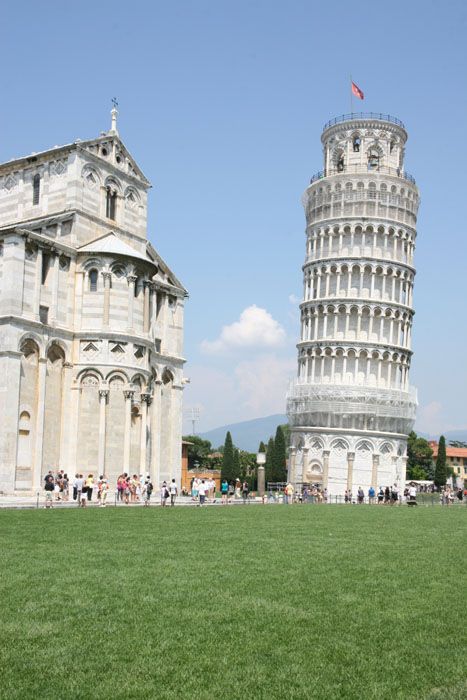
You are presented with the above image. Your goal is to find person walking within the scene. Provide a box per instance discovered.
[242,480,249,504]
[284,482,294,504]
[100,477,109,507]
[357,487,364,504]
[169,478,178,507]
[368,486,375,504]
[143,478,153,506]
[161,481,169,507]
[86,474,94,502]
[44,474,54,508]
[75,474,84,506]
[221,479,229,504]
[198,479,207,506]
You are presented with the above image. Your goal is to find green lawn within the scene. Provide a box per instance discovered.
[1,505,466,699]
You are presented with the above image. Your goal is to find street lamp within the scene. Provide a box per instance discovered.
[256,452,266,497]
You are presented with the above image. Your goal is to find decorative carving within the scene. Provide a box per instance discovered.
[50,159,67,177]
[81,374,99,387]
[4,174,17,191]
[123,390,135,400]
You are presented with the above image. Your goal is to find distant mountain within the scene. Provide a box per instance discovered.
[199,414,287,452]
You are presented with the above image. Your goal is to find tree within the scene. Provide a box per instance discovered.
[434,435,447,487]
[221,431,235,483]
[407,431,434,480]
[182,435,213,469]
[271,425,287,482]
[258,441,266,454]
[265,437,275,484]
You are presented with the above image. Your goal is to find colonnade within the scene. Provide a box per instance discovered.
[303,263,413,306]
[289,445,407,493]
[300,304,413,349]
[296,347,410,390]
[306,224,415,265]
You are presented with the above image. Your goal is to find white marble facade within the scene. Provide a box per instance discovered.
[0,110,187,494]
[287,114,419,496]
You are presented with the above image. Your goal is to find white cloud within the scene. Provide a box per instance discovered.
[200,305,286,354]
[235,355,296,415]
[415,401,467,436]
[288,293,300,305]
[182,354,296,432]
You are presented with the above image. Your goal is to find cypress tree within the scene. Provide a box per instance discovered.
[258,441,266,454]
[272,425,287,482]
[434,435,447,488]
[265,437,275,485]
[221,431,235,483]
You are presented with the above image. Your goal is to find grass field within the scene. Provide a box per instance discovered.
[1,505,466,699]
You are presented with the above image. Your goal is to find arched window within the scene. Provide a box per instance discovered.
[89,269,98,292]
[33,174,40,205]
[368,148,380,170]
[106,187,117,220]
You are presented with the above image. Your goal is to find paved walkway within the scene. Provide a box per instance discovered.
[0,493,260,510]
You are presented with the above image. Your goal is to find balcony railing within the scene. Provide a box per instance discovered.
[309,165,416,185]
[323,113,405,130]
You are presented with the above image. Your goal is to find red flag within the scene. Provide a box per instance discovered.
[351,81,364,100]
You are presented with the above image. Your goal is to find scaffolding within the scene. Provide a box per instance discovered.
[286,381,417,435]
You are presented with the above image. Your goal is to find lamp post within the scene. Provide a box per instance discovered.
[256,452,266,497]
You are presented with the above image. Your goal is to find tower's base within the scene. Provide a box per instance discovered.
[288,427,407,497]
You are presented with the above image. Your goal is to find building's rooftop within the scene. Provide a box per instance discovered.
[77,232,153,264]
[428,441,467,458]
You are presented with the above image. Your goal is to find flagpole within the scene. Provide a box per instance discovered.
[350,74,353,115]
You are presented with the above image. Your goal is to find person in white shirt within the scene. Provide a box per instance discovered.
[197,479,207,506]
[169,479,178,507]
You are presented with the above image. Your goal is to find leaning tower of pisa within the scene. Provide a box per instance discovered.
[286,113,419,497]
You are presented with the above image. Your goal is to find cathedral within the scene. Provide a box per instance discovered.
[0,108,187,494]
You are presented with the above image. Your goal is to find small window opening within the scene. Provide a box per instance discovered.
[337,156,344,172]
[353,136,360,152]
[134,279,140,297]
[106,187,117,220]
[101,147,108,157]
[41,253,50,285]
[390,140,395,153]
[33,174,40,205]
[89,269,98,292]
[39,305,49,324]
[368,150,380,170]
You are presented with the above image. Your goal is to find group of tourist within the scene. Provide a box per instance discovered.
[42,469,466,509]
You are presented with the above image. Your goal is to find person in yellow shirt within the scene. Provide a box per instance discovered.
[85,474,94,504]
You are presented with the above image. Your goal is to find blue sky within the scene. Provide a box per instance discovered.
[2,0,466,435]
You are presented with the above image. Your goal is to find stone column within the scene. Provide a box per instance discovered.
[0,350,22,493]
[102,272,112,327]
[346,452,355,493]
[288,446,297,483]
[302,447,309,482]
[322,449,330,490]
[140,393,151,474]
[98,389,109,475]
[257,465,265,497]
[371,454,379,490]
[143,281,151,334]
[123,389,134,472]
[49,252,59,324]
[74,270,85,331]
[34,246,43,320]
[59,362,74,470]
[33,357,48,490]
[127,275,136,331]
[1,233,25,317]
[150,380,162,485]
